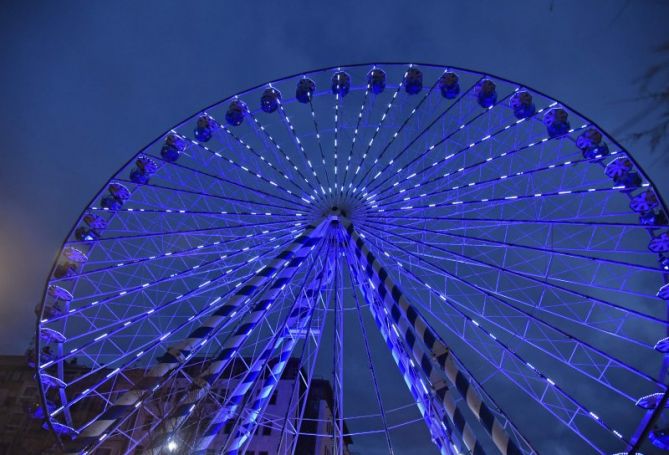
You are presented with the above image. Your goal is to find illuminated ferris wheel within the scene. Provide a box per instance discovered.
[32,63,669,454]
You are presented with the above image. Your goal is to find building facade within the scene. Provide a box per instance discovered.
[0,355,352,454]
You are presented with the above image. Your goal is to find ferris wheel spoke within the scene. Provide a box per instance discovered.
[277,100,327,197]
[85,209,298,243]
[358,223,662,402]
[342,233,459,453]
[58,264,252,349]
[376,153,591,210]
[245,110,320,196]
[348,66,411,191]
[49,224,294,288]
[356,69,450,190]
[65,218,297,246]
[44,235,299,402]
[63,251,288,451]
[377,126,590,209]
[375,185,648,216]
[141,238,329,454]
[333,92,342,194]
[88,217,279,257]
[343,220,523,455]
[275,274,334,453]
[426,124,588,198]
[375,127,592,208]
[184,124,311,206]
[148,153,310,210]
[364,83,520,200]
[353,223,631,453]
[365,201,661,282]
[207,251,336,455]
[357,73,481,194]
[191,251,335,453]
[150,149,308,211]
[364,217,662,275]
[359,222,666,339]
[370,117,548,210]
[49,258,277,431]
[111,177,307,216]
[223,111,312,195]
[62,223,299,292]
[90,206,302,221]
[51,232,297,337]
[341,251,396,454]
[366,220,664,304]
[340,80,371,195]
[308,97,333,190]
[62,223,328,454]
[366,213,667,230]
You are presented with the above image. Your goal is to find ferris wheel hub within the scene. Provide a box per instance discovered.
[309,191,370,225]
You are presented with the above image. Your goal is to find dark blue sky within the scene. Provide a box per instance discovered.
[0,0,667,374]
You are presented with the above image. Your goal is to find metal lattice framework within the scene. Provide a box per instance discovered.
[32,63,669,455]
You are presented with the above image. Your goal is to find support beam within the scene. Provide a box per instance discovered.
[222,253,337,455]
[65,221,329,454]
[332,247,345,455]
[342,219,522,455]
[140,226,330,454]
[192,253,336,454]
[346,245,457,455]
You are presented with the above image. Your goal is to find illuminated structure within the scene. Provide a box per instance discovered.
[32,64,669,454]
[1,355,350,454]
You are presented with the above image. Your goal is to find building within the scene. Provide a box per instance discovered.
[0,355,353,454]
[0,355,59,454]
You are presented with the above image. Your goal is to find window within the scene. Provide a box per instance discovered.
[262,425,271,436]
[224,421,234,434]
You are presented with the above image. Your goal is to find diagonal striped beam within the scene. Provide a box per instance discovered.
[215,255,336,455]
[190,253,334,453]
[65,221,329,454]
[140,225,330,454]
[342,219,522,455]
[345,244,458,455]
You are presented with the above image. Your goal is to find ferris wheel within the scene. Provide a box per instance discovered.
[32,63,669,455]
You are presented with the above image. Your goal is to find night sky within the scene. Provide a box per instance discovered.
[1,1,668,453]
